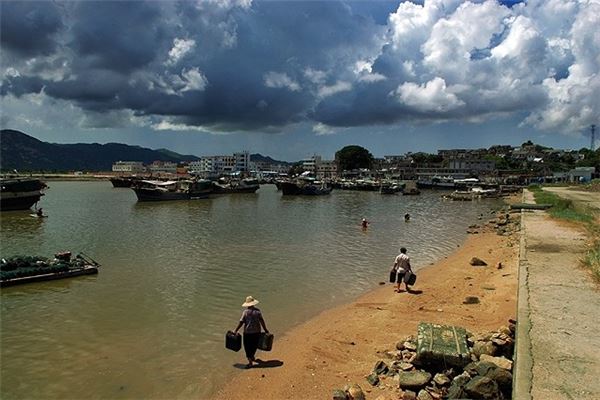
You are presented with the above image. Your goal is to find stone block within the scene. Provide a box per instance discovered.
[416,322,471,368]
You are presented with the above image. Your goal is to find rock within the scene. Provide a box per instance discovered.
[333,389,348,400]
[453,371,472,386]
[496,262,503,269]
[347,384,366,400]
[433,373,451,386]
[446,383,468,399]
[417,389,434,400]
[404,341,417,351]
[463,296,480,304]
[483,366,513,392]
[491,337,507,346]
[470,257,488,266]
[398,370,432,391]
[396,341,405,351]
[479,354,513,370]
[402,390,417,400]
[499,326,512,336]
[366,372,380,386]
[398,361,414,371]
[464,376,501,399]
[472,341,497,357]
[385,350,401,360]
[374,360,389,375]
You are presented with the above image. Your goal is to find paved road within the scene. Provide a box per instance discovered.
[514,190,600,399]
[543,187,600,212]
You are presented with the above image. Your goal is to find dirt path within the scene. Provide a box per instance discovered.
[514,191,600,399]
[543,187,600,212]
[213,223,519,400]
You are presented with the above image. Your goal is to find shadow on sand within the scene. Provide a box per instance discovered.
[233,359,284,370]
[407,289,423,295]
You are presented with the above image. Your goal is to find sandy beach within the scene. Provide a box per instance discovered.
[213,216,519,400]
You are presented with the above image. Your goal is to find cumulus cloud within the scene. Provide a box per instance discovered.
[1,0,598,135]
[396,77,464,112]
[167,38,196,65]
[264,72,300,92]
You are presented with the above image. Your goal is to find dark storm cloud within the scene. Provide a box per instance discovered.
[1,0,598,134]
[69,1,169,73]
[2,0,384,131]
[0,1,64,57]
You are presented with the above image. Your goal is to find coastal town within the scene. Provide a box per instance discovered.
[2,0,600,399]
[109,141,598,186]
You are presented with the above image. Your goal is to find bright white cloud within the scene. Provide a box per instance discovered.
[166,38,196,65]
[264,71,300,91]
[396,77,464,112]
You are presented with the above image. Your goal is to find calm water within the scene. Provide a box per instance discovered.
[0,182,500,399]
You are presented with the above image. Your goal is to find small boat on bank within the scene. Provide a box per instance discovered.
[0,177,47,211]
[212,178,260,194]
[1,252,100,287]
[132,179,213,201]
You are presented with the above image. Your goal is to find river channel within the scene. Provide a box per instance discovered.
[0,181,500,399]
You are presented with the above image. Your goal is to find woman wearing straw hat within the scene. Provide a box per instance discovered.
[233,295,269,368]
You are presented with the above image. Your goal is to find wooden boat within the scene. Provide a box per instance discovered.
[213,178,260,194]
[132,179,213,201]
[1,252,100,287]
[0,177,47,211]
[280,178,332,195]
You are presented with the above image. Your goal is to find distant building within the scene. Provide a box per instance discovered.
[568,167,595,183]
[301,155,338,179]
[190,151,250,177]
[112,161,145,173]
[148,161,178,174]
[448,159,495,173]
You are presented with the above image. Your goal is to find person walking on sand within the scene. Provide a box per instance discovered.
[233,296,269,368]
[391,247,413,293]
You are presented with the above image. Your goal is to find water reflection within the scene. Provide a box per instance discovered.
[1,181,501,399]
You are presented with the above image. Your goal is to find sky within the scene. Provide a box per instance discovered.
[1,0,599,161]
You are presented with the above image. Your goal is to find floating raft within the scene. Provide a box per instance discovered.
[509,203,553,210]
[1,253,100,287]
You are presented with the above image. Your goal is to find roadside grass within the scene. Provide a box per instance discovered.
[529,184,600,281]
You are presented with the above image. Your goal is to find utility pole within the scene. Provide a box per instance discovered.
[591,124,596,151]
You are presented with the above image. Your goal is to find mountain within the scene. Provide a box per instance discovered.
[0,129,200,172]
[250,153,291,165]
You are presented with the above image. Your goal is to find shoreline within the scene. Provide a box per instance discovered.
[213,214,519,399]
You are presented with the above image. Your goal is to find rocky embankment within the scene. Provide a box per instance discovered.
[333,322,516,400]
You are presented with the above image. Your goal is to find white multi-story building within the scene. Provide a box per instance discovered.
[301,155,337,179]
[193,151,250,177]
[148,161,178,174]
[112,161,145,173]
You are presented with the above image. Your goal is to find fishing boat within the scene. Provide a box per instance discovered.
[1,252,100,287]
[280,177,332,196]
[0,177,47,211]
[132,179,213,201]
[109,176,141,188]
[212,178,260,194]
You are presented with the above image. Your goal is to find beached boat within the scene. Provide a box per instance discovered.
[280,178,332,196]
[0,177,47,211]
[132,179,213,201]
[1,252,100,287]
[212,178,260,194]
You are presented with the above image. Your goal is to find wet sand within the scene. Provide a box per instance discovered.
[213,221,519,399]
